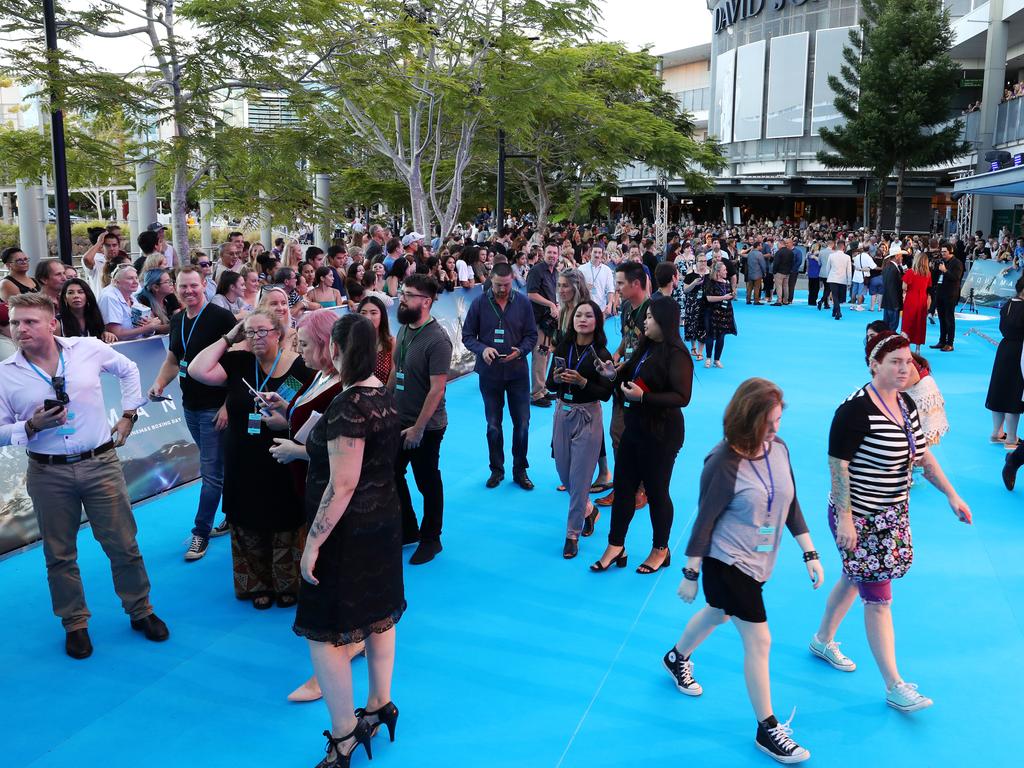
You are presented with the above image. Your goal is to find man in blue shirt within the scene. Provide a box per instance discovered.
[462,262,539,490]
[788,241,805,305]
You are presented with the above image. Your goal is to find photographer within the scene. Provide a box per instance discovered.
[0,292,167,660]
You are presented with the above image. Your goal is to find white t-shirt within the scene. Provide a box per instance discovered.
[852,253,875,284]
[99,285,150,328]
[579,261,615,310]
[88,253,106,294]
[455,260,474,284]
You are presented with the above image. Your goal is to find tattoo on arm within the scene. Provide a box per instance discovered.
[308,438,358,540]
[828,456,851,513]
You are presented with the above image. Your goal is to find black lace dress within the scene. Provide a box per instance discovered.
[293,385,406,645]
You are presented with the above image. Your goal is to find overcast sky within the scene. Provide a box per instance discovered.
[53,0,712,73]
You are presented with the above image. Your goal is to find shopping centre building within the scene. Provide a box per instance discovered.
[617,0,1024,235]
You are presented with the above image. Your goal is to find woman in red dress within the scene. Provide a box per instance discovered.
[901,252,932,351]
[358,295,395,381]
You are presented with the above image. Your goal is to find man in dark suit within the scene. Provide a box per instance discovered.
[930,243,964,352]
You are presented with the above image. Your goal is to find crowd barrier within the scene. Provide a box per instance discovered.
[0,286,485,557]
[961,260,1022,306]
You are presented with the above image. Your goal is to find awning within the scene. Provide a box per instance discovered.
[953,164,1024,196]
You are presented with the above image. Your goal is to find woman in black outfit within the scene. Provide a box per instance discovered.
[591,296,694,574]
[702,261,737,369]
[58,278,116,343]
[986,276,1024,448]
[294,314,405,768]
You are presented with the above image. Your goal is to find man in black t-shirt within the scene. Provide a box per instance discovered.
[931,243,963,352]
[149,266,237,561]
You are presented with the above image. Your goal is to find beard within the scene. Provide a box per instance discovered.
[396,305,420,325]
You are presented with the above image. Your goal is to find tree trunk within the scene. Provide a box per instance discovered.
[894,163,906,238]
[567,177,583,223]
[407,169,431,237]
[171,161,190,266]
[534,161,550,235]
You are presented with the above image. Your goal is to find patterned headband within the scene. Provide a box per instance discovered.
[868,333,907,364]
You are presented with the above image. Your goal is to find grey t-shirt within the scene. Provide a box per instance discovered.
[393,318,453,430]
[686,438,808,583]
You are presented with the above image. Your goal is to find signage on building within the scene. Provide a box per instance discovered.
[960,78,984,88]
[713,0,820,35]
[610,196,623,203]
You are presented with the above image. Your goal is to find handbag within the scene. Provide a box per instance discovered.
[835,502,913,583]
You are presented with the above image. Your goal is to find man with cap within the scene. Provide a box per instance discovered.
[148,222,176,267]
[402,231,425,263]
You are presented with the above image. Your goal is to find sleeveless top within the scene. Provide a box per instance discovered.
[4,275,37,294]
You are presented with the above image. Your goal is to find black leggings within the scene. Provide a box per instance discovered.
[706,333,726,362]
[608,429,680,549]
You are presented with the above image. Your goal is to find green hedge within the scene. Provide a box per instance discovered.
[0,220,236,253]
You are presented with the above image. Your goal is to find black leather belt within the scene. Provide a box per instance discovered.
[27,441,115,465]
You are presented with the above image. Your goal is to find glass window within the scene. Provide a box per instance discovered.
[812,27,856,135]
[733,40,766,142]
[715,48,736,143]
[766,32,810,139]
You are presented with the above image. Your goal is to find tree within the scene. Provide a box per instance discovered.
[0,0,291,262]
[495,42,724,232]
[279,0,600,238]
[818,0,969,235]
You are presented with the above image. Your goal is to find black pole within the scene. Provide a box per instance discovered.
[43,0,73,265]
[496,129,505,232]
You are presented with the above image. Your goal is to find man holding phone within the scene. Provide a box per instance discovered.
[462,262,539,490]
[149,265,237,561]
[0,292,167,660]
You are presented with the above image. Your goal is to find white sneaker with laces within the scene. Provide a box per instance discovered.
[886,681,933,712]
[809,633,856,671]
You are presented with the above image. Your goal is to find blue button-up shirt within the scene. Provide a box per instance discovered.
[462,289,538,382]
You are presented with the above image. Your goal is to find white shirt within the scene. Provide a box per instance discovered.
[852,253,875,284]
[826,251,852,285]
[579,261,615,310]
[99,285,147,328]
[455,259,474,284]
[0,336,147,455]
[88,253,106,294]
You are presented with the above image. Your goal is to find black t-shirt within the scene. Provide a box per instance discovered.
[168,302,238,410]
[642,251,659,276]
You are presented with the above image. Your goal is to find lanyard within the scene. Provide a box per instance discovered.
[288,370,334,420]
[397,317,433,370]
[626,298,649,332]
[868,383,917,468]
[26,346,66,393]
[568,343,593,372]
[632,349,652,379]
[487,292,510,324]
[254,349,284,398]
[748,445,776,515]
[181,302,209,358]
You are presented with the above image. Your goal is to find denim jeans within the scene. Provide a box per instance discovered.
[183,407,225,538]
[883,307,900,332]
[479,375,531,476]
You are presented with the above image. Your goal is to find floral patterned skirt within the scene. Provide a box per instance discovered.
[830,502,913,582]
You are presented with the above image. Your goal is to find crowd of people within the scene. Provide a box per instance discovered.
[0,210,1016,766]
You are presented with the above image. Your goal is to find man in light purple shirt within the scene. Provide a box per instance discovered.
[0,292,168,660]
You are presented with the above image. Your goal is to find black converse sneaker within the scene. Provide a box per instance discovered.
[755,712,810,763]
[662,647,703,696]
[210,518,230,538]
[184,535,209,562]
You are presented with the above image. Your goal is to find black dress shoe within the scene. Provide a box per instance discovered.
[65,628,92,659]
[563,538,578,559]
[530,398,551,408]
[409,539,442,565]
[929,343,943,349]
[485,470,504,488]
[1004,456,1018,491]
[513,473,535,490]
[131,613,170,642]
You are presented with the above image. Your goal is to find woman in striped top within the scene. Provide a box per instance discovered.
[810,331,972,714]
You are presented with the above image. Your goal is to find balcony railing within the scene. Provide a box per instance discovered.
[675,87,710,114]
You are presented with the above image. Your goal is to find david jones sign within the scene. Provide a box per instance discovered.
[714,0,820,34]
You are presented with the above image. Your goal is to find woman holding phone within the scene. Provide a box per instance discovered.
[546,300,614,558]
[702,261,737,369]
[591,297,693,575]
[188,309,312,609]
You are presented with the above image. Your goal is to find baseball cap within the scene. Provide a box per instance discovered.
[147,221,165,232]
[401,231,425,247]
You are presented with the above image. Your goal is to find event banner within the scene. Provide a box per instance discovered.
[0,336,199,556]
[961,260,1022,306]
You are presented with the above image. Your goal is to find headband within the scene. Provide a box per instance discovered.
[867,333,907,364]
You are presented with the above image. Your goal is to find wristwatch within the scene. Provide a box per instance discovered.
[122,411,139,424]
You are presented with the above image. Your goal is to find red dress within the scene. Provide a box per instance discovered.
[374,346,394,383]
[901,270,931,345]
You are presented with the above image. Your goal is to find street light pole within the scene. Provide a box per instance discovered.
[42,0,73,264]
[496,128,505,230]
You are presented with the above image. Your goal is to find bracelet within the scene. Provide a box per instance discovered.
[682,567,699,581]
[802,550,819,562]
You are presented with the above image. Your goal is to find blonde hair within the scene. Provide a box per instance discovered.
[245,307,286,338]
[7,291,55,315]
[912,251,929,277]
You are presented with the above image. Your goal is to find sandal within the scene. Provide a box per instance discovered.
[557,484,566,492]
[694,352,703,361]
[636,548,671,575]
[253,595,273,610]
[589,480,613,493]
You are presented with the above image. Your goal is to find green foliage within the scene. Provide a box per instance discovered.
[817,0,969,231]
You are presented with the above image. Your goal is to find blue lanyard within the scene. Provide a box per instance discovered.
[254,349,284,395]
[288,371,330,420]
[868,383,917,466]
[182,302,209,358]
[568,343,593,371]
[26,346,65,392]
[632,349,652,379]
[748,445,775,515]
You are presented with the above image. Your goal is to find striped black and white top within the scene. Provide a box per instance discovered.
[828,386,927,517]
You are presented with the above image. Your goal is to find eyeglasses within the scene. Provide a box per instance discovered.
[197,262,211,268]
[243,328,273,339]
[398,290,429,300]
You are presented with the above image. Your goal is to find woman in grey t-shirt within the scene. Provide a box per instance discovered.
[662,378,825,764]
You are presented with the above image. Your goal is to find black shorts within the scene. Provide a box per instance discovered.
[701,556,767,623]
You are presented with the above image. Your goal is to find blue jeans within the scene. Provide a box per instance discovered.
[479,375,531,476]
[883,307,900,332]
[183,407,225,538]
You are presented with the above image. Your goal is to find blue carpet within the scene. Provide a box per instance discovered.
[1,294,1019,767]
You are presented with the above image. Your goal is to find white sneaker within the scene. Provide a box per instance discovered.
[809,634,856,671]
[886,681,933,712]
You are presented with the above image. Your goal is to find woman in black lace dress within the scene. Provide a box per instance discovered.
[702,261,738,369]
[293,313,405,768]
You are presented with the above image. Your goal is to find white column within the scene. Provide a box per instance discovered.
[313,174,330,251]
[200,199,214,252]
[135,160,157,230]
[973,0,1007,237]
[127,190,140,256]
[15,180,45,265]
[259,190,272,248]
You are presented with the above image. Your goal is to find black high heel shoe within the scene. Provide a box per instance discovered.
[636,548,671,575]
[315,720,373,768]
[590,547,628,572]
[355,701,399,742]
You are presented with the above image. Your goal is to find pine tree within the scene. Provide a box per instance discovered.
[818,0,970,235]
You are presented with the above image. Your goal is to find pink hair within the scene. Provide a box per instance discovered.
[297,309,339,374]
